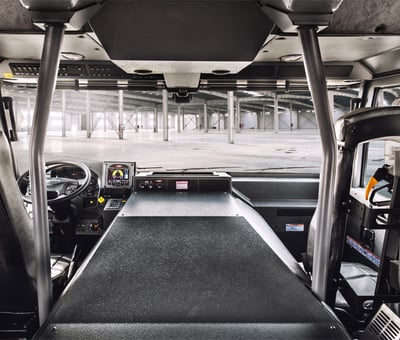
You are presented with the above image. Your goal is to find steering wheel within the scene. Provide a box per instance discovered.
[17,160,91,204]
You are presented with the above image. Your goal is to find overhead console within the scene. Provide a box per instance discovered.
[134,172,232,193]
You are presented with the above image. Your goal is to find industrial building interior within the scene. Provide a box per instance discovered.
[2,1,400,340]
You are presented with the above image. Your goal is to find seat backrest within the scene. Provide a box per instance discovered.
[0,131,36,312]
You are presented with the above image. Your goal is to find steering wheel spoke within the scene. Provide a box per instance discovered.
[17,161,91,204]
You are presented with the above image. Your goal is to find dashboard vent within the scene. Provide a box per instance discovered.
[366,304,400,340]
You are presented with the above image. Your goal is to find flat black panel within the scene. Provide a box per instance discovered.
[277,208,315,216]
[90,0,273,61]
[37,323,349,340]
[48,216,337,324]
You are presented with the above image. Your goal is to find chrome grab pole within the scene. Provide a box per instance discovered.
[298,26,337,301]
[29,24,65,324]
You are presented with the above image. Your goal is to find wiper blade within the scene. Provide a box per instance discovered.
[245,166,319,171]
[165,166,242,172]
[136,166,163,171]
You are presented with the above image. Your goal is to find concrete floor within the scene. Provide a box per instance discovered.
[13,129,322,174]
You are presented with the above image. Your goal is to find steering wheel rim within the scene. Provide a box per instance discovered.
[17,160,91,204]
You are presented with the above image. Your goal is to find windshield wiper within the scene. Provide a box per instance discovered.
[245,166,320,171]
[136,166,163,171]
[165,166,242,172]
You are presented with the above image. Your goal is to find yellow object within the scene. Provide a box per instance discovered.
[112,169,124,178]
[98,196,105,204]
[3,72,14,79]
[365,177,378,200]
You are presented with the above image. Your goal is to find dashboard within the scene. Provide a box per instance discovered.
[49,163,232,241]
[66,161,136,236]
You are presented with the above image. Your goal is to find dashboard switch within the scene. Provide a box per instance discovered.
[90,223,100,231]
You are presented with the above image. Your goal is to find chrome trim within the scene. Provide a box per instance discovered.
[29,23,65,325]
[298,26,337,301]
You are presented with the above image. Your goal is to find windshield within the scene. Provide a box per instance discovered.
[5,86,358,174]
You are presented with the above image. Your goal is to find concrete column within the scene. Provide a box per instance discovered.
[203,103,208,132]
[289,101,293,131]
[274,94,279,134]
[27,96,32,134]
[61,90,66,137]
[177,104,181,132]
[13,98,19,132]
[162,89,168,141]
[154,107,158,132]
[182,107,185,131]
[217,108,221,131]
[236,98,241,133]
[86,91,91,138]
[263,104,266,131]
[118,90,124,139]
[227,91,234,144]
[135,107,139,132]
[77,110,82,133]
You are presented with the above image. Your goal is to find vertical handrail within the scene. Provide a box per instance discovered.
[298,26,337,301]
[29,24,65,324]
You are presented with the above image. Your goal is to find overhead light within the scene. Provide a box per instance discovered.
[118,80,129,88]
[61,52,85,61]
[134,69,153,75]
[211,69,230,75]
[279,54,302,62]
[237,80,247,89]
[243,90,263,97]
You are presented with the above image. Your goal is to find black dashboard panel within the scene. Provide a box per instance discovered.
[232,175,318,261]
[134,172,231,193]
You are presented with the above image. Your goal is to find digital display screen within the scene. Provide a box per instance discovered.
[107,164,130,187]
[176,180,188,190]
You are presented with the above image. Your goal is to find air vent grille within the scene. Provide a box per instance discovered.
[366,304,400,340]
[9,62,130,79]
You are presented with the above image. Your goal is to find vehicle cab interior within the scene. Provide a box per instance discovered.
[2,0,400,339]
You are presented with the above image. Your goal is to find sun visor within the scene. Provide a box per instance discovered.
[90,0,274,81]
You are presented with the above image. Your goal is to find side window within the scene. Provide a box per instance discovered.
[377,88,400,107]
[362,140,400,201]
[363,140,386,187]
[361,86,400,187]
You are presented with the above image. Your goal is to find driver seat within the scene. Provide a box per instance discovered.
[0,131,70,336]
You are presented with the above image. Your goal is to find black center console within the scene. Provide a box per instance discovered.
[134,172,232,193]
[100,161,136,228]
